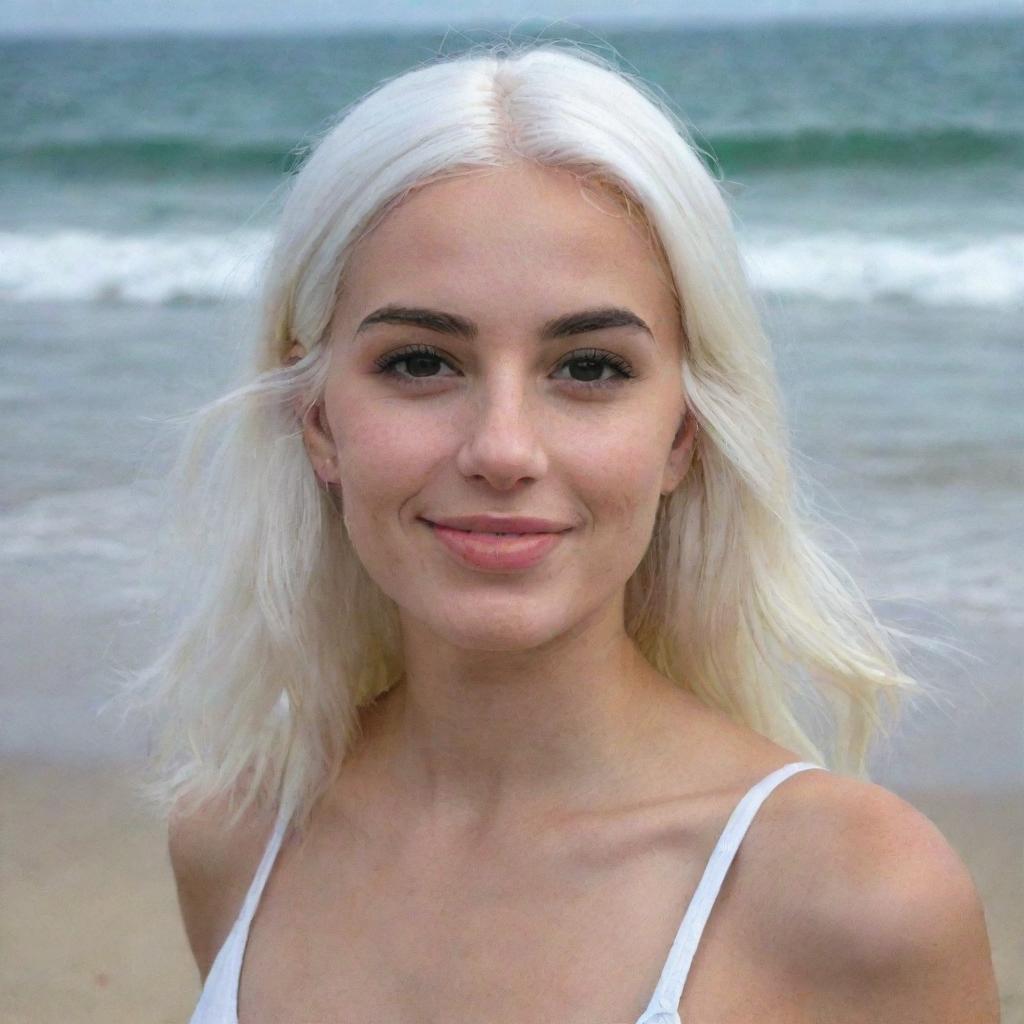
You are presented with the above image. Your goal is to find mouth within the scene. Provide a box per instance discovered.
[419,519,568,571]
[418,515,573,535]
[424,524,539,537]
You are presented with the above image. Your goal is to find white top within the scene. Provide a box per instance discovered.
[188,760,827,1024]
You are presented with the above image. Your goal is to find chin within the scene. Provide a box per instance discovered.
[403,602,573,653]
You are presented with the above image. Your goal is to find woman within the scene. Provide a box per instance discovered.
[122,42,1000,1023]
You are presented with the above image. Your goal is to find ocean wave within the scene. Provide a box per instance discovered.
[1,228,1021,309]
[0,484,153,564]
[0,228,268,304]
[741,231,1024,308]
[3,126,1020,181]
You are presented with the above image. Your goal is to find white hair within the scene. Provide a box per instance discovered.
[110,39,953,836]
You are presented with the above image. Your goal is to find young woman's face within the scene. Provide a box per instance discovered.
[301,162,697,651]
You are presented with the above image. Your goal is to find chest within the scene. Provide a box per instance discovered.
[235,810,809,1024]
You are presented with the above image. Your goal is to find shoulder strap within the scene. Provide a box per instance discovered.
[188,792,296,1022]
[636,762,828,1024]
[233,795,295,942]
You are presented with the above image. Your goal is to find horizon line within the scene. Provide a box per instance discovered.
[2,7,1022,42]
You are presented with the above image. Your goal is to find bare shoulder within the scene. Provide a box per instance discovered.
[167,777,279,983]
[745,770,1001,1021]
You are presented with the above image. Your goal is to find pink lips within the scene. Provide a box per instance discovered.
[422,519,569,571]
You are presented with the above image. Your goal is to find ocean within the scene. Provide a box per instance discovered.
[1,17,1021,788]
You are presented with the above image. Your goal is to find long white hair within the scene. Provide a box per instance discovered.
[111,39,949,836]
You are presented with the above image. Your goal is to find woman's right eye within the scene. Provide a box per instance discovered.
[373,344,457,384]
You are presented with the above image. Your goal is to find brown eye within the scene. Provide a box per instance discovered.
[553,348,634,388]
[374,345,457,382]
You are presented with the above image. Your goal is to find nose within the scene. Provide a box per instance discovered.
[454,373,548,490]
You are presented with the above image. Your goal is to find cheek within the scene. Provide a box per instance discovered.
[567,422,664,535]
[328,396,445,510]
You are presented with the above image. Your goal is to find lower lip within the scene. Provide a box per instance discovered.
[424,522,567,571]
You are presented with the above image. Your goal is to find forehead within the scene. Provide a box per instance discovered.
[335,162,678,324]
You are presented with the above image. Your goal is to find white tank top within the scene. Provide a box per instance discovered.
[188,760,827,1024]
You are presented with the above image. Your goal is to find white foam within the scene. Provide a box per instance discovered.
[0,228,270,304]
[741,230,1024,308]
[1,227,1022,309]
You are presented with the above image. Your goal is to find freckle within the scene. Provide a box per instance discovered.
[94,972,110,987]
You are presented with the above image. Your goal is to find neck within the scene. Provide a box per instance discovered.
[346,614,694,844]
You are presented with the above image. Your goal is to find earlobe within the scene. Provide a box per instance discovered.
[314,459,337,486]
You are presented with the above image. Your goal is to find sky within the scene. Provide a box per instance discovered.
[2,0,1021,35]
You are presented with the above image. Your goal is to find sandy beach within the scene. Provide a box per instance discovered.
[2,757,1020,1024]
[2,760,199,1024]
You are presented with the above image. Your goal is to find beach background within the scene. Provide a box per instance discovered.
[1,10,1021,1023]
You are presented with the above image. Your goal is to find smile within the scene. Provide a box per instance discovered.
[422,521,567,572]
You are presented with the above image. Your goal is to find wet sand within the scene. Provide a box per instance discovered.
[1,758,1020,1024]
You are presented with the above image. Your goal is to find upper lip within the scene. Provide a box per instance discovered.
[422,514,574,534]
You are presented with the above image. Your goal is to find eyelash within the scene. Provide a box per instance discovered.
[372,344,636,390]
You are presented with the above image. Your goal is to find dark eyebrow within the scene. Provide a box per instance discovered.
[354,304,653,342]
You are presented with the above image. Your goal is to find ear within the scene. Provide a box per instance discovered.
[660,408,700,496]
[286,340,339,486]
[299,401,340,486]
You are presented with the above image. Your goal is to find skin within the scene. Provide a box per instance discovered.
[289,160,709,844]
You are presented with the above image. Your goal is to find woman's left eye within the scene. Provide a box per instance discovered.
[552,348,635,386]
[373,345,635,388]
